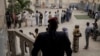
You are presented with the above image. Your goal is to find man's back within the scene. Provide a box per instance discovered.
[32,31,72,56]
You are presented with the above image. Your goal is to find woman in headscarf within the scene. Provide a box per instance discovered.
[73,25,82,53]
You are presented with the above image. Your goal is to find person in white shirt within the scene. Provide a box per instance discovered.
[56,10,59,23]
[44,11,48,26]
[28,12,35,27]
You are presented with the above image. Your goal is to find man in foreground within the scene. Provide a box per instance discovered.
[31,17,72,56]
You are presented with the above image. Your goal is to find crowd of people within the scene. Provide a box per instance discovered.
[6,6,99,56]
[6,8,72,29]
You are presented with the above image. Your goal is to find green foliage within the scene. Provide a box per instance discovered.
[7,0,33,14]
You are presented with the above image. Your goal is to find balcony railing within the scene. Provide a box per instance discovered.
[7,29,35,56]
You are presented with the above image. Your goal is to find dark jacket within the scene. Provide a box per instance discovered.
[32,31,72,56]
[39,13,43,19]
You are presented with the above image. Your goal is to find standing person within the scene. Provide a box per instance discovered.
[39,12,43,26]
[54,12,57,17]
[6,11,12,29]
[29,12,34,27]
[31,17,72,56]
[73,25,82,53]
[29,28,39,38]
[44,11,48,26]
[23,11,28,27]
[56,10,59,23]
[62,27,68,36]
[92,19,98,41]
[84,22,91,49]
[61,10,65,23]
[17,13,22,28]
[36,10,39,26]
[13,13,18,28]
[66,8,70,21]
[48,11,52,19]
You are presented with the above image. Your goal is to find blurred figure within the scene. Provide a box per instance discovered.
[19,30,23,33]
[29,28,39,38]
[36,10,39,26]
[44,11,48,26]
[23,11,28,27]
[61,10,65,23]
[48,11,52,19]
[17,13,22,28]
[56,10,59,23]
[29,12,35,27]
[6,11,12,29]
[73,25,82,53]
[32,17,72,56]
[84,22,91,49]
[62,27,68,35]
[92,19,98,41]
[39,12,43,26]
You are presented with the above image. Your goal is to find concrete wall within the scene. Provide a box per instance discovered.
[0,0,8,56]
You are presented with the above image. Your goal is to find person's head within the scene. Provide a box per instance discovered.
[75,25,79,29]
[62,28,68,32]
[55,12,56,14]
[36,10,38,13]
[48,17,58,31]
[19,30,23,33]
[74,25,79,33]
[35,28,39,34]
[49,12,51,14]
[86,22,90,26]
[46,28,48,32]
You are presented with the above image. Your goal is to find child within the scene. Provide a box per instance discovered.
[29,28,39,38]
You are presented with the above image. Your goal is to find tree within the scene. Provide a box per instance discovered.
[17,0,33,13]
[7,0,33,15]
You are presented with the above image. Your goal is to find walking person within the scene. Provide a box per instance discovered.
[44,11,48,26]
[39,12,43,26]
[84,22,91,49]
[31,17,72,56]
[73,25,82,53]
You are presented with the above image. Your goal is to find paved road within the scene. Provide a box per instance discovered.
[16,10,100,56]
